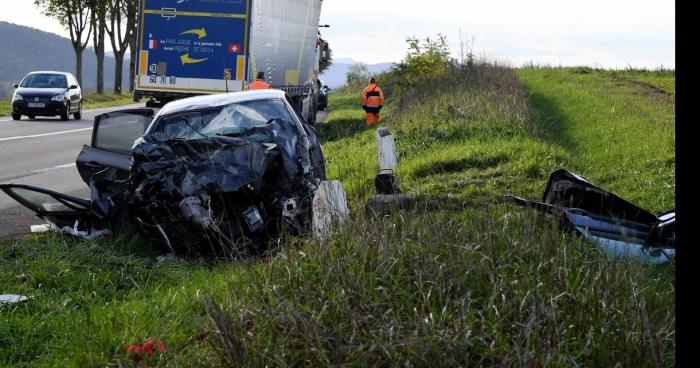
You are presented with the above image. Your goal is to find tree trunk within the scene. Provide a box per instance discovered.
[114,52,124,94]
[96,16,105,94]
[74,47,83,86]
[129,36,136,92]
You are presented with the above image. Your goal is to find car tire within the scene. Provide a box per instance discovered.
[12,114,21,121]
[28,115,35,119]
[73,102,82,120]
[60,110,69,121]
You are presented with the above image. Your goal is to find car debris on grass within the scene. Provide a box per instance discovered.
[510,169,675,264]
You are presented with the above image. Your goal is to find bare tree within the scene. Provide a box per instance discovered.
[105,0,136,94]
[35,0,93,86]
[90,0,107,94]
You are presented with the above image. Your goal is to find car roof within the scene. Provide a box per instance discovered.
[25,71,72,76]
[157,90,289,117]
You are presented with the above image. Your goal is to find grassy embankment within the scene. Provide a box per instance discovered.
[0,92,135,117]
[0,66,675,366]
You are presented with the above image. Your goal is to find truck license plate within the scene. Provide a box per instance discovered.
[28,103,45,108]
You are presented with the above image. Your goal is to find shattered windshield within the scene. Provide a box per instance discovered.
[155,98,295,139]
[20,74,67,88]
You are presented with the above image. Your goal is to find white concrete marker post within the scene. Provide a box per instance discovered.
[376,128,398,174]
[312,180,349,239]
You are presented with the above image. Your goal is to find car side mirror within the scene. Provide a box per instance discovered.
[69,85,78,90]
[12,83,18,88]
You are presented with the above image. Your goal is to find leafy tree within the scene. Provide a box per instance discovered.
[346,62,370,86]
[318,37,332,74]
[392,34,453,86]
[35,0,93,86]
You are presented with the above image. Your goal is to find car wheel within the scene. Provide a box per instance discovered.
[28,115,35,119]
[73,102,82,120]
[60,110,69,121]
[12,114,21,121]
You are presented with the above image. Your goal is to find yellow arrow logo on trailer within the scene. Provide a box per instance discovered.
[180,53,209,65]
[179,28,207,39]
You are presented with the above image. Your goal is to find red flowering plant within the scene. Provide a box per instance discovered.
[124,337,166,363]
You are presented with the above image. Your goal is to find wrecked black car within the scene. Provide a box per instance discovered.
[1,90,328,257]
[510,169,675,264]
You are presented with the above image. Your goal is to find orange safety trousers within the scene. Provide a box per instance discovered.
[366,112,380,126]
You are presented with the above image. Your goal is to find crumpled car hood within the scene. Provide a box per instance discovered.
[130,119,306,201]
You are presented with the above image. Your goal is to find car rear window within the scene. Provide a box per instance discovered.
[155,98,295,139]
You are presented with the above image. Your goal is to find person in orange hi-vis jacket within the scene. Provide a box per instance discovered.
[360,77,384,126]
[248,71,272,90]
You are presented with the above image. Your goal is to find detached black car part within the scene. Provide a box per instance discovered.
[510,169,675,264]
[0,90,329,257]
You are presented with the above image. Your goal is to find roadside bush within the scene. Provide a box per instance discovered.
[391,34,453,88]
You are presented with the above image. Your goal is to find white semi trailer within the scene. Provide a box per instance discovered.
[133,0,330,124]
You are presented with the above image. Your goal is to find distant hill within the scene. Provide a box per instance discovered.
[0,21,130,98]
[320,59,393,89]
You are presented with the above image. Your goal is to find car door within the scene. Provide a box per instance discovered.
[76,108,155,185]
[0,183,98,233]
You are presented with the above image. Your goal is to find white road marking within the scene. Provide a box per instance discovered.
[30,162,77,175]
[0,127,92,142]
[0,162,78,183]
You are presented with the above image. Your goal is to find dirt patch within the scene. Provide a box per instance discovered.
[611,76,674,97]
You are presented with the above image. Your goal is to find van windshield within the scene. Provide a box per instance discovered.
[155,98,295,139]
[20,74,68,89]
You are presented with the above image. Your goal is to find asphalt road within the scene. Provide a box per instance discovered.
[0,103,144,240]
[0,107,330,240]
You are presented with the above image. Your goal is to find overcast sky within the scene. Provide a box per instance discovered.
[0,0,675,68]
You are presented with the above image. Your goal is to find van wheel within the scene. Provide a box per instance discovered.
[12,114,21,121]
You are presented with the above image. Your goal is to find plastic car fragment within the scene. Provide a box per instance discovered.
[510,169,675,264]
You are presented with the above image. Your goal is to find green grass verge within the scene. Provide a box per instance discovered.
[1,92,135,117]
[0,66,675,366]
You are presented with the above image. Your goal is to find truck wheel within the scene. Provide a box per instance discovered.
[12,114,21,121]
[73,102,82,120]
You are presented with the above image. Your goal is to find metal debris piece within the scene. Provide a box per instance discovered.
[510,169,675,264]
[0,294,28,305]
[30,224,52,233]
